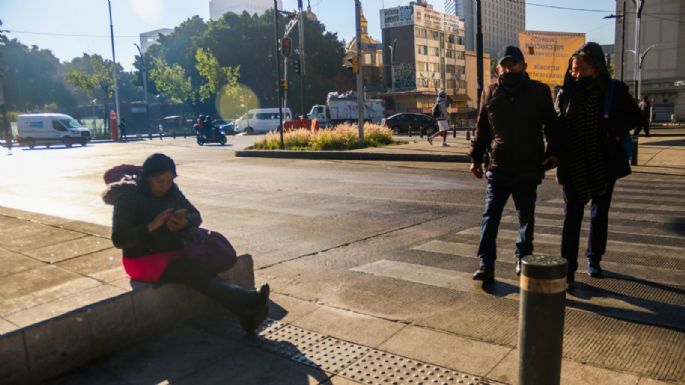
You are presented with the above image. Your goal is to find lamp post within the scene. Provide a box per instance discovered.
[274,0,285,149]
[632,0,646,99]
[355,0,364,146]
[628,44,658,101]
[603,0,626,81]
[133,43,150,138]
[388,38,397,92]
[107,0,121,134]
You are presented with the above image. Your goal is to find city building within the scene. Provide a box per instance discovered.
[209,0,281,20]
[615,0,684,121]
[464,50,492,112]
[139,28,173,53]
[444,0,525,60]
[380,1,467,116]
[346,10,384,93]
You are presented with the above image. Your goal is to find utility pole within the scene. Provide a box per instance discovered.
[476,0,483,111]
[621,1,626,81]
[134,43,150,137]
[355,0,364,146]
[388,39,396,92]
[107,0,121,130]
[274,0,285,149]
[633,0,645,99]
[298,0,306,118]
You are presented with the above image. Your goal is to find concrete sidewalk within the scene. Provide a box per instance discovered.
[1,205,683,385]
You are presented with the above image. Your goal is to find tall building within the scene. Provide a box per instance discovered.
[444,0,525,59]
[615,0,684,121]
[209,0,282,20]
[381,1,467,115]
[139,28,173,53]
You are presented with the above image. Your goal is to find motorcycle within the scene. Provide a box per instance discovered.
[196,126,227,146]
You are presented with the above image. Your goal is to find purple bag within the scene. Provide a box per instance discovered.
[181,228,237,274]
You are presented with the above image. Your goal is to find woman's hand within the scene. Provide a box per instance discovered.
[147,208,173,233]
[166,209,188,232]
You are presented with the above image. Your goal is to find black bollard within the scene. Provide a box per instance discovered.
[631,136,638,166]
[518,255,567,385]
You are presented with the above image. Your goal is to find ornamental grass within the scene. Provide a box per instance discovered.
[252,123,395,151]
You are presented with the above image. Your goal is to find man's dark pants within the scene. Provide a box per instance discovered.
[561,180,616,273]
[477,179,538,269]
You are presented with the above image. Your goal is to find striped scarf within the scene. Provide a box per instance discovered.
[566,85,607,203]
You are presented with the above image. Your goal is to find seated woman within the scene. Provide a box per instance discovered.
[103,153,269,334]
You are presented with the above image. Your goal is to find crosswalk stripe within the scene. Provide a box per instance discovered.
[350,260,671,319]
[411,240,685,286]
[610,195,685,204]
[456,228,685,257]
[545,198,685,213]
[535,205,675,223]
[622,178,685,185]
[614,187,683,196]
[500,216,683,241]
[619,181,685,189]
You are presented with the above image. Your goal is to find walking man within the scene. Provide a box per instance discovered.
[428,90,450,146]
[634,95,651,137]
[470,46,560,284]
[119,119,127,142]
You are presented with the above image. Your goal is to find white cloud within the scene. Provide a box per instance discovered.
[130,0,165,23]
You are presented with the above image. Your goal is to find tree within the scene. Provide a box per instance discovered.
[149,57,192,104]
[195,48,240,102]
[65,55,118,124]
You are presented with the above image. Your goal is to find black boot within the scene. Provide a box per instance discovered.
[204,278,270,334]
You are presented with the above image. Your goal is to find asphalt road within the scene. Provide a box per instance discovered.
[3,137,685,383]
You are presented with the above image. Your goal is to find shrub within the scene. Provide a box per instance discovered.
[252,123,394,151]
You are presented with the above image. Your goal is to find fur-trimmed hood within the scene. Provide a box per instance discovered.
[102,177,138,206]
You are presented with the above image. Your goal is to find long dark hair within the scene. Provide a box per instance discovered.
[561,42,611,93]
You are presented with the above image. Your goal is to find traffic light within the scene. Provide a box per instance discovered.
[293,58,301,75]
[280,37,293,58]
[343,54,358,74]
[280,79,289,92]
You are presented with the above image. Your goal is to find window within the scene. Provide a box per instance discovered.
[59,119,82,129]
[446,50,454,58]
[52,120,67,131]
[417,45,428,55]
[446,79,457,89]
[430,63,440,72]
[417,62,429,71]
[433,47,440,56]
[446,64,456,73]
[431,31,439,40]
[416,28,427,38]
[447,34,456,44]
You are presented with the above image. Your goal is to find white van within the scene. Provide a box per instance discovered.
[16,113,91,149]
[233,108,292,134]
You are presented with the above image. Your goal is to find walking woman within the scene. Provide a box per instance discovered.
[103,153,269,333]
[555,43,641,285]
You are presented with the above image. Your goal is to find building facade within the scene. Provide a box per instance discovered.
[381,1,467,115]
[464,50,492,111]
[444,0,525,59]
[139,28,173,53]
[346,10,385,93]
[209,0,281,20]
[615,0,684,121]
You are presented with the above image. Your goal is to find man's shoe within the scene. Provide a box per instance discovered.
[515,259,522,276]
[587,258,602,278]
[473,266,494,283]
[442,142,449,147]
[427,136,433,145]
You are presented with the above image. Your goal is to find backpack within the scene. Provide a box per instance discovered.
[431,102,441,119]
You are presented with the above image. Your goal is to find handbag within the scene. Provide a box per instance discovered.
[181,227,237,274]
[602,80,632,180]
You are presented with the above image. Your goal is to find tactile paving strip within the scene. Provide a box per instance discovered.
[340,350,504,385]
[256,323,327,359]
[292,338,371,373]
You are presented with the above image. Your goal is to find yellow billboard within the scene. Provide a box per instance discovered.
[519,31,585,88]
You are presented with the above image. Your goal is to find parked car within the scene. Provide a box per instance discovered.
[16,113,91,149]
[382,113,437,135]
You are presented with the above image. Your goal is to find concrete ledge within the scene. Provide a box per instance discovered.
[235,149,470,162]
[0,254,255,385]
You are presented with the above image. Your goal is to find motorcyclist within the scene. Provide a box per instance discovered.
[203,115,213,140]
[194,114,205,136]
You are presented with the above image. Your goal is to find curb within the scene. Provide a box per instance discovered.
[235,150,470,162]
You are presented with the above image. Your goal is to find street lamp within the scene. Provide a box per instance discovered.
[627,44,658,100]
[133,43,150,137]
[107,0,121,137]
[388,38,397,92]
[632,0,646,99]
[603,0,626,81]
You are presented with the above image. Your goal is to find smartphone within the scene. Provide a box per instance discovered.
[172,208,187,219]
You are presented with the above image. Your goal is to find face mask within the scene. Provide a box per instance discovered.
[575,76,595,88]
[500,71,525,88]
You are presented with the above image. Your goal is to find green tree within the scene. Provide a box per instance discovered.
[195,48,240,102]
[65,55,118,120]
[149,57,192,104]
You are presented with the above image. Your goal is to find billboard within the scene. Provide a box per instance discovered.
[519,31,585,88]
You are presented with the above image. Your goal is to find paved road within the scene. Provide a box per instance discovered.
[1,137,684,383]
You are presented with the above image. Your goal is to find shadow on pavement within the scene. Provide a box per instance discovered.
[642,139,685,146]
[664,217,685,236]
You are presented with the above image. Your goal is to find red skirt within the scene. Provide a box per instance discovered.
[122,250,184,283]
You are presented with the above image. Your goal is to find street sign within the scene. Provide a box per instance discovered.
[674,80,685,87]
[281,37,293,58]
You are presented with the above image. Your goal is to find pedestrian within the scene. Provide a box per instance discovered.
[555,42,641,286]
[103,153,270,334]
[634,95,651,137]
[428,90,450,146]
[118,119,127,141]
[5,128,12,155]
[470,46,560,284]
[158,123,164,140]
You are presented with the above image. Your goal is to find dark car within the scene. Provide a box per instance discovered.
[382,113,437,135]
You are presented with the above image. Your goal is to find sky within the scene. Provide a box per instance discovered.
[0,0,618,72]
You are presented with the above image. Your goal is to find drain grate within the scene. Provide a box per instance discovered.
[256,323,327,359]
[292,338,371,373]
[340,350,504,385]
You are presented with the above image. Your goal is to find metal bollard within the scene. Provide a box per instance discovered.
[518,255,567,385]
[631,136,638,166]
[466,128,470,141]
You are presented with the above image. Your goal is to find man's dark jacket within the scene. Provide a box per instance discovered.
[469,74,560,182]
[104,180,202,258]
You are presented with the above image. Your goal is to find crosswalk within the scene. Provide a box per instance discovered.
[347,174,685,381]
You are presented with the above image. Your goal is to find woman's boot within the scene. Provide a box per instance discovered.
[204,278,270,334]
